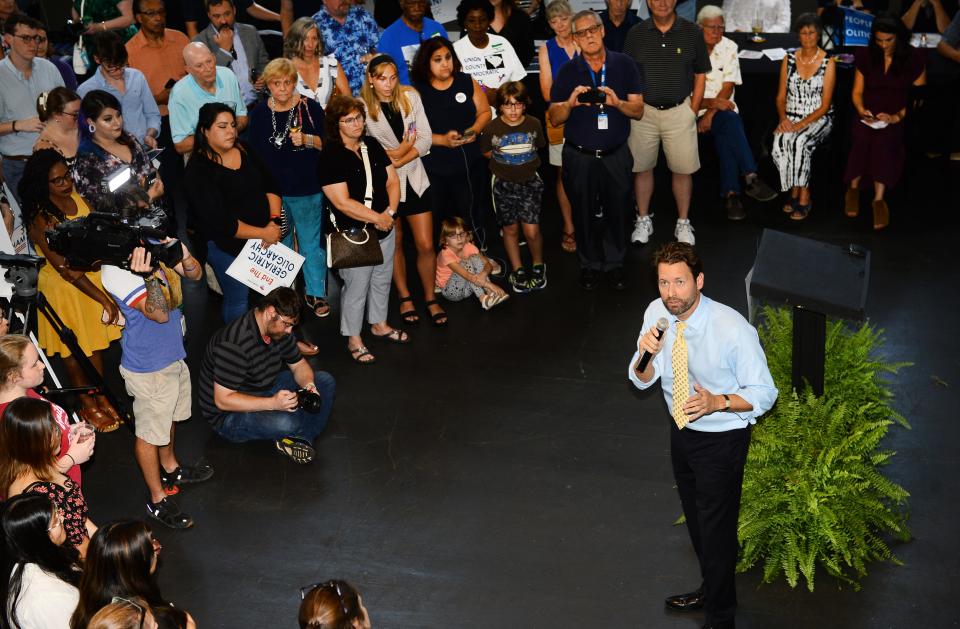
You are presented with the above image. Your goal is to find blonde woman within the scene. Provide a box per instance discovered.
[284,16,351,105]
[360,54,446,327]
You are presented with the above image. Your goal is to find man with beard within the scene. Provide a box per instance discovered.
[198,287,336,464]
[628,242,777,629]
[193,0,269,107]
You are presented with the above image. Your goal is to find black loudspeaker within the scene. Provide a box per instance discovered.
[749,229,870,396]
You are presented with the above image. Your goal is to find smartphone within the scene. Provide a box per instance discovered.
[406,121,416,138]
[461,129,476,140]
[577,89,607,104]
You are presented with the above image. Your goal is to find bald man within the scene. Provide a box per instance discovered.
[168,42,248,154]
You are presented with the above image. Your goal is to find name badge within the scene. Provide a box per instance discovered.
[597,112,609,130]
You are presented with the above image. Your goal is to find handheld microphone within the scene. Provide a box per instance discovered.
[636,317,669,372]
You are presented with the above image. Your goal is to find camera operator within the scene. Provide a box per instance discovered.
[100,239,213,530]
[548,9,644,291]
[197,286,335,464]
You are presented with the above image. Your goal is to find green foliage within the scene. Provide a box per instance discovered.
[737,306,911,591]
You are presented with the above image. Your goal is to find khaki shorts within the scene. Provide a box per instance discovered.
[628,97,701,174]
[119,360,192,446]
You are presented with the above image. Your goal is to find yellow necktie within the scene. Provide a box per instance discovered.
[672,322,689,430]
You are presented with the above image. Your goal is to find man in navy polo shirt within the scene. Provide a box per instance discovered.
[549,9,644,291]
[377,0,448,85]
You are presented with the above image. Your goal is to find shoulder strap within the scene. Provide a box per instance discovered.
[359,141,374,209]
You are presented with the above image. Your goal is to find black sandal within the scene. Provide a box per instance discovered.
[397,296,419,325]
[424,300,448,327]
[790,203,811,221]
[146,497,193,529]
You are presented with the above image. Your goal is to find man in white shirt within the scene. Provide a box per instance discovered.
[454,0,527,106]
[696,5,776,220]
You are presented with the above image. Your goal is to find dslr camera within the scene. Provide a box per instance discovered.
[577,89,607,104]
[296,388,323,413]
[45,168,182,272]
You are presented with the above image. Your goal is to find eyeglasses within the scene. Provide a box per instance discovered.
[448,231,468,239]
[273,313,298,329]
[502,102,524,109]
[702,24,724,31]
[573,23,602,38]
[61,110,80,119]
[48,174,72,186]
[299,580,349,616]
[138,9,166,16]
[47,507,64,531]
[339,114,364,125]
[111,597,146,629]
[12,34,46,44]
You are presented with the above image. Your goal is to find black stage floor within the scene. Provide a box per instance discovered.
[79,153,960,628]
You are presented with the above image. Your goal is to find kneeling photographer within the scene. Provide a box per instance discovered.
[197,287,335,465]
[16,149,124,431]
[98,192,212,529]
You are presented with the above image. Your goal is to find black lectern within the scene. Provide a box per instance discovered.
[749,229,870,396]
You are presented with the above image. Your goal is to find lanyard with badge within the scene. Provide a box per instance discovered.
[588,61,608,131]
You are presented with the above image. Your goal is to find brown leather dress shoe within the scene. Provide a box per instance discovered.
[872,199,889,230]
[665,587,705,611]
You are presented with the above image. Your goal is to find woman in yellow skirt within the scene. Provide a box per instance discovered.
[18,149,123,431]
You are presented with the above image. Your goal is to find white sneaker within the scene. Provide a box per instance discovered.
[631,214,654,244]
[675,219,696,245]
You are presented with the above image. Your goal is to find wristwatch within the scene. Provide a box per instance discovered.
[722,394,731,410]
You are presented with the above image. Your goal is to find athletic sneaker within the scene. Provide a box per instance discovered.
[159,461,214,494]
[675,219,696,245]
[146,496,193,529]
[509,268,532,293]
[275,436,315,464]
[529,264,547,291]
[631,214,654,244]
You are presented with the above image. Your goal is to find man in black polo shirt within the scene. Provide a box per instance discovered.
[198,287,336,464]
[549,10,644,291]
[600,0,640,53]
[624,0,710,246]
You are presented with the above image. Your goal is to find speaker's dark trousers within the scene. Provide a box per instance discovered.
[670,422,751,625]
[561,142,632,272]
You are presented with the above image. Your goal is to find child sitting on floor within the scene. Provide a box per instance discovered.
[435,217,509,310]
[479,80,547,294]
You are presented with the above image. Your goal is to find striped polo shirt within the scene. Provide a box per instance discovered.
[623,16,711,108]
[198,310,301,427]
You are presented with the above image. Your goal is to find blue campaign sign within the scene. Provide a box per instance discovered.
[842,7,874,47]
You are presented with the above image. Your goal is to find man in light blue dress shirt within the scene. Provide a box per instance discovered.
[78,32,162,148]
[628,242,777,629]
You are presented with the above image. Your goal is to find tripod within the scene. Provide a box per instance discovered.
[2,255,132,428]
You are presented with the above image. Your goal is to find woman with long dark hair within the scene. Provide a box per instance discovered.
[411,38,493,250]
[72,89,165,214]
[70,520,193,629]
[842,14,926,229]
[360,54,446,327]
[183,103,282,324]
[18,149,124,431]
[298,580,371,629]
[0,397,97,558]
[0,493,83,629]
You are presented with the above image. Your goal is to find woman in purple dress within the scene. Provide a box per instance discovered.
[843,15,926,230]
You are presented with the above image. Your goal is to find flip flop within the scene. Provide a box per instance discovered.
[349,345,376,364]
[297,340,320,356]
[372,328,410,344]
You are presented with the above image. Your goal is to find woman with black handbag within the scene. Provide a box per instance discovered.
[318,96,405,365]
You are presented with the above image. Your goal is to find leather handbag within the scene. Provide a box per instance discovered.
[326,141,384,269]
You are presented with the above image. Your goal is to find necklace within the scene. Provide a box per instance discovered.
[796,49,822,65]
[268,97,296,148]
